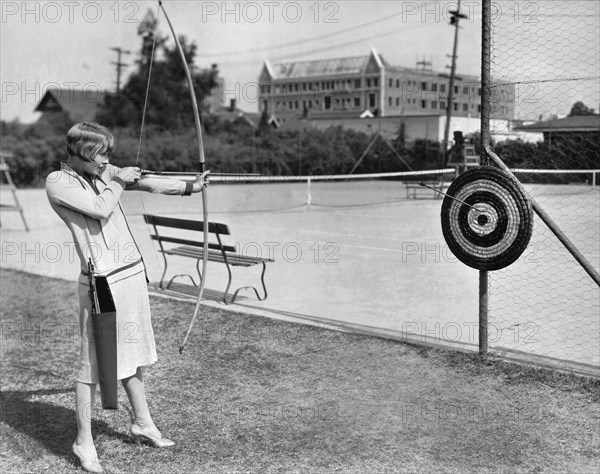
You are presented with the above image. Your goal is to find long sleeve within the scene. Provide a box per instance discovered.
[104,164,188,195]
[127,176,188,195]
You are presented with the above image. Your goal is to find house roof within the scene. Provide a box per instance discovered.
[514,115,600,132]
[35,88,104,122]
[210,106,258,127]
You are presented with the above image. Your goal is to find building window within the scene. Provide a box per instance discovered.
[463,103,468,111]
[454,85,459,94]
[325,96,331,109]
[463,86,469,95]
[295,101,299,109]
[366,79,371,87]
[440,101,446,109]
[389,78,393,87]
[421,100,427,108]
[289,101,293,109]
[431,101,437,109]
[354,97,360,107]
[453,103,458,111]
[355,79,361,88]
[421,82,428,91]
[440,84,446,93]
[478,88,482,96]
[396,97,400,106]
[396,79,400,88]
[309,100,312,108]
[477,104,481,112]
[388,97,392,106]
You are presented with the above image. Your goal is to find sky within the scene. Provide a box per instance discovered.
[1,0,599,123]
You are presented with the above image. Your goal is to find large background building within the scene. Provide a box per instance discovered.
[258,48,515,141]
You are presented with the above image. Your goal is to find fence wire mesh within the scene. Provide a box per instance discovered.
[486,0,600,373]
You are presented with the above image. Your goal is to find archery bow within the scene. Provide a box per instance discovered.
[158,0,209,353]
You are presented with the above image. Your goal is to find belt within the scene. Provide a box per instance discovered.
[81,259,143,278]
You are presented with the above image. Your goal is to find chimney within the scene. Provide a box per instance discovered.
[229,98,236,112]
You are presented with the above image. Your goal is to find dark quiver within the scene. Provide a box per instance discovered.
[88,258,118,410]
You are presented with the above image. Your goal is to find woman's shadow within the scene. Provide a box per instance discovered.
[1,387,126,463]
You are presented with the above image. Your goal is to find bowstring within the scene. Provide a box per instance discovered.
[135,1,161,166]
[134,1,164,285]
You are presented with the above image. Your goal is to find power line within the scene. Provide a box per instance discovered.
[494,76,600,87]
[202,22,438,67]
[195,2,441,59]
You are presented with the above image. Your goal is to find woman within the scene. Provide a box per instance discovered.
[46,122,208,473]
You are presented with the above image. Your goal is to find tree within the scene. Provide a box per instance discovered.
[96,9,219,130]
[569,101,596,116]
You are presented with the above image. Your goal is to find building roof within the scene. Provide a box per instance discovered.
[264,48,385,80]
[262,48,480,83]
[35,88,104,122]
[514,115,600,132]
[268,55,373,79]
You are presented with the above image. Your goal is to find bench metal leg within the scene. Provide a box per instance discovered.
[225,262,269,305]
[159,253,169,289]
[166,274,198,289]
[222,261,234,304]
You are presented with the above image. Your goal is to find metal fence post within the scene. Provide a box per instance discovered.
[479,0,492,356]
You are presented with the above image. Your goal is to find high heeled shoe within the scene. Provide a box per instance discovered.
[72,442,104,473]
[130,423,175,448]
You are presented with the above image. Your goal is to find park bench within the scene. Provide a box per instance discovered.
[143,214,274,304]
[404,180,445,199]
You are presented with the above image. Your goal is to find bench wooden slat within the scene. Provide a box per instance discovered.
[164,245,274,266]
[144,214,230,235]
[150,235,236,253]
[162,249,251,265]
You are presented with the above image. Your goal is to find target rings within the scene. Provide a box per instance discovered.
[441,166,534,271]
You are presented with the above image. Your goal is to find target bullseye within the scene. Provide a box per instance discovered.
[441,166,533,271]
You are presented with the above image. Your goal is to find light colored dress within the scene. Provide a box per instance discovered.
[46,163,189,383]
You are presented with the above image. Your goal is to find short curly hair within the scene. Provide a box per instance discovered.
[66,122,114,161]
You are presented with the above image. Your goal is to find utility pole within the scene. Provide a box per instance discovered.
[442,1,468,166]
[110,47,132,99]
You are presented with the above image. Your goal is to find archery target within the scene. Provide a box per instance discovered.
[441,166,533,271]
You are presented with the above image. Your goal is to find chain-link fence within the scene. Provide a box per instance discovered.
[484,0,600,374]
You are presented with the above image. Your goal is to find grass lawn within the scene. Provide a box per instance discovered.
[1,268,599,473]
